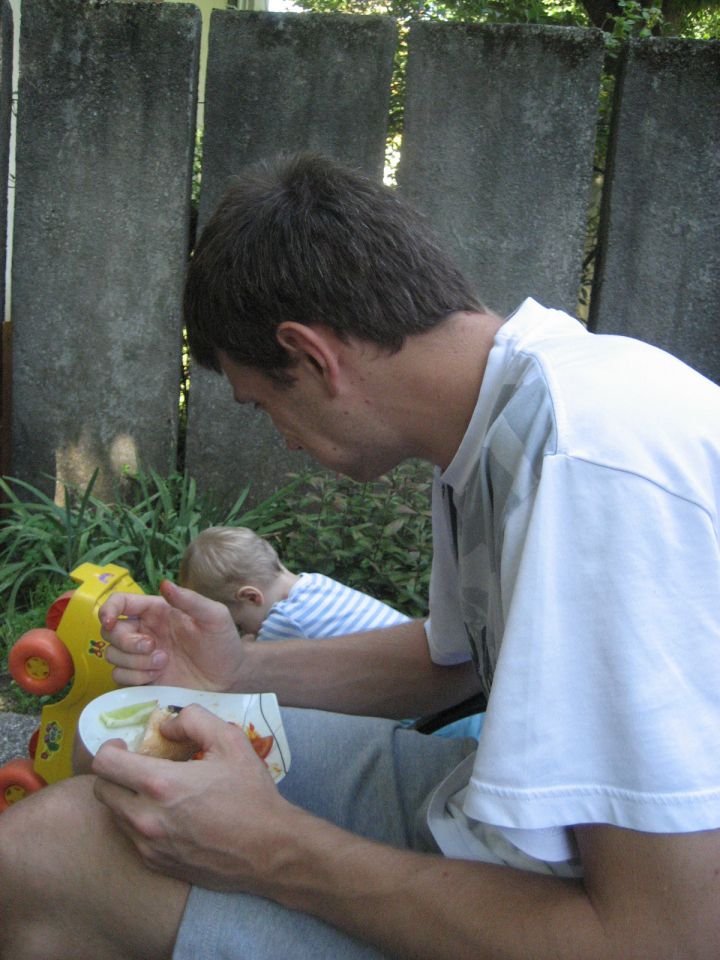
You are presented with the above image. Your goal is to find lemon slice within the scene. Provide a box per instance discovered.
[100,700,158,728]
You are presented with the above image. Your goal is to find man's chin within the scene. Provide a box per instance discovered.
[311,459,382,483]
[342,458,405,483]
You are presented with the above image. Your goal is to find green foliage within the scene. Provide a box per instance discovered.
[268,462,434,619]
[0,469,265,613]
[604,0,664,52]
[0,464,434,712]
[0,465,434,619]
[295,0,589,23]
[192,128,204,212]
[690,6,720,38]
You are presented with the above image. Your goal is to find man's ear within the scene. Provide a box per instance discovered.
[235,585,264,606]
[275,322,340,395]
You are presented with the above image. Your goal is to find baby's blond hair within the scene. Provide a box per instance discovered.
[179,526,283,604]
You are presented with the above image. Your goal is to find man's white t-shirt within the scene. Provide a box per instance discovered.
[425,298,720,875]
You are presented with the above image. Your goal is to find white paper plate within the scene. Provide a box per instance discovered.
[78,686,291,782]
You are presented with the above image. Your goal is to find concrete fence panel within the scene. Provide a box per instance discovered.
[589,39,720,385]
[2,7,718,509]
[397,22,605,318]
[10,0,200,500]
[185,11,397,508]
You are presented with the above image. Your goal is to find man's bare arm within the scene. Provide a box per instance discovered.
[267,814,720,960]
[103,582,483,720]
[235,617,483,719]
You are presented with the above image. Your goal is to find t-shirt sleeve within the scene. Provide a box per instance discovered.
[464,453,720,836]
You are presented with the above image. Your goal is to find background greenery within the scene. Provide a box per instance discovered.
[0,463,433,713]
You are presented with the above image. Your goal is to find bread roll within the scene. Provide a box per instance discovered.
[134,705,201,761]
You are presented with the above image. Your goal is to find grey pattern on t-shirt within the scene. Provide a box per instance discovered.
[451,360,557,698]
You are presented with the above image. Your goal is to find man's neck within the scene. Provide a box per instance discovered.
[376,309,505,470]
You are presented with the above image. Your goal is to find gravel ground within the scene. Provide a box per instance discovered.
[0,711,40,767]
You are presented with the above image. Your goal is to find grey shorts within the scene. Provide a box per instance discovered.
[174,707,477,960]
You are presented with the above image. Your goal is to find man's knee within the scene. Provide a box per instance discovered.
[1,773,97,850]
[0,775,185,960]
[0,777,101,955]
[1,775,94,893]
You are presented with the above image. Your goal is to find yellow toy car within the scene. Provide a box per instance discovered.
[0,562,144,812]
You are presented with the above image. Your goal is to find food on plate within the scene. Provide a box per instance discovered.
[189,722,274,762]
[135,705,201,761]
[99,700,158,729]
[244,723,275,761]
[98,701,275,763]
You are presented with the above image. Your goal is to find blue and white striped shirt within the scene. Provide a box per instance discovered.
[257,572,410,642]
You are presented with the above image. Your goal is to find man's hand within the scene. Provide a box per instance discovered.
[91,704,302,893]
[100,580,248,691]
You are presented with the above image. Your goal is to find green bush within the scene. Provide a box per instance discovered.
[0,463,433,712]
[0,469,250,609]
[269,462,433,619]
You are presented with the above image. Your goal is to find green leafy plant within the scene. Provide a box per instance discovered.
[0,468,273,613]
[0,463,434,712]
[268,462,434,619]
[604,0,664,52]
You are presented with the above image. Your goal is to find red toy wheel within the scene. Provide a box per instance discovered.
[45,590,75,630]
[0,758,46,812]
[28,727,40,759]
[8,628,74,696]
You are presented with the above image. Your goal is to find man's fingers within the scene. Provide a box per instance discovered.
[92,739,136,789]
[104,638,168,690]
[160,579,233,625]
[110,665,165,687]
[106,637,167,684]
[160,706,266,771]
[99,592,168,630]
[104,633,165,665]
[103,626,153,657]
[159,703,239,753]
[93,740,176,798]
[92,756,172,852]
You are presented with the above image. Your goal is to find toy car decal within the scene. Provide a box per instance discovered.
[88,638,109,659]
[39,721,63,760]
